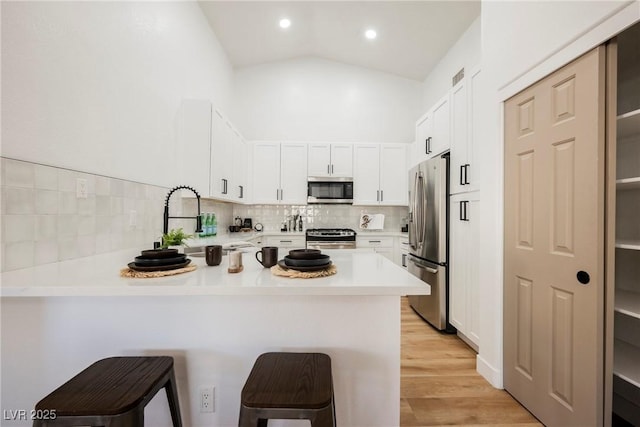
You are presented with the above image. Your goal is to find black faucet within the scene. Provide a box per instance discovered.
[163,185,203,235]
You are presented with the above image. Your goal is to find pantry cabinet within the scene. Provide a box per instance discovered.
[307,143,353,177]
[611,25,640,426]
[353,144,407,206]
[251,142,308,205]
[449,192,480,349]
[450,67,481,195]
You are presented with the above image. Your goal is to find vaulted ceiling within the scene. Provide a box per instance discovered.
[199,1,480,81]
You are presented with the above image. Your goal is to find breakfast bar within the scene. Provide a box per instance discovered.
[1,250,429,427]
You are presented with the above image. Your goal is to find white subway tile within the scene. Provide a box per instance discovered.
[95,176,111,196]
[35,189,59,214]
[5,187,34,214]
[77,235,96,257]
[36,215,58,240]
[58,237,78,261]
[3,159,34,188]
[35,240,59,265]
[77,196,96,216]
[77,215,96,236]
[34,164,58,190]
[3,214,35,242]
[57,169,76,192]
[57,215,78,238]
[4,241,35,270]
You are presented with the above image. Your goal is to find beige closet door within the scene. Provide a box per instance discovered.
[504,47,606,426]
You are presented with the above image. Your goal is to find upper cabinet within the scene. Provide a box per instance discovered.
[450,67,481,195]
[308,143,353,177]
[412,92,451,166]
[178,100,249,203]
[353,143,408,206]
[251,142,308,205]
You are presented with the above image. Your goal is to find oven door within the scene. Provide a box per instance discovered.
[306,241,356,250]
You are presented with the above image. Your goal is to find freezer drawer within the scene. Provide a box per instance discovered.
[407,255,448,331]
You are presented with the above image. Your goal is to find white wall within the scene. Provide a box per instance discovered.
[477,0,639,387]
[421,16,481,111]
[232,57,423,143]
[1,1,233,188]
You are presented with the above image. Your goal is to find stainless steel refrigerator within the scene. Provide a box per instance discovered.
[407,152,455,332]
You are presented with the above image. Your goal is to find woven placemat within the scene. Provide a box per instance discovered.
[270,264,337,279]
[120,264,197,278]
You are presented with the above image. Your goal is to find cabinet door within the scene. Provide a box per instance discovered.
[179,99,211,197]
[330,143,353,177]
[280,143,308,204]
[210,110,233,199]
[450,79,468,195]
[308,143,331,177]
[353,144,380,205]
[379,144,408,206]
[430,93,450,158]
[251,142,281,204]
[415,113,431,165]
[466,67,481,193]
[231,130,248,202]
[449,192,480,347]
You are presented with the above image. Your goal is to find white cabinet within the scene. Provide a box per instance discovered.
[308,143,353,177]
[178,100,248,203]
[413,112,432,166]
[250,142,308,205]
[353,144,407,206]
[449,192,480,349]
[398,236,409,269]
[356,236,395,262]
[450,67,481,195]
[430,93,451,158]
[264,235,306,249]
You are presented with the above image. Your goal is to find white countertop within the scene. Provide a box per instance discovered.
[0,248,429,297]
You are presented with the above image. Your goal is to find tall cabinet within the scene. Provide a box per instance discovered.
[611,23,640,427]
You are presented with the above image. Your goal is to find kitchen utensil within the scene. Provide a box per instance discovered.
[228,250,243,273]
[283,255,330,267]
[287,249,321,259]
[205,245,223,266]
[255,246,278,268]
[127,259,191,272]
[277,259,332,272]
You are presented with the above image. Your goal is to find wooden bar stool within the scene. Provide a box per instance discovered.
[239,352,336,427]
[32,356,182,427]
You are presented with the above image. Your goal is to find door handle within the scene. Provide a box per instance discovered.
[577,271,590,284]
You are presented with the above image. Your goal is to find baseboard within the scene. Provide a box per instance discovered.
[477,354,503,388]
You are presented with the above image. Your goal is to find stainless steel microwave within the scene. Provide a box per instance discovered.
[307,177,354,204]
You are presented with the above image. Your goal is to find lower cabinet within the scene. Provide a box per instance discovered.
[356,236,395,262]
[263,235,306,250]
[449,192,480,349]
[398,237,409,269]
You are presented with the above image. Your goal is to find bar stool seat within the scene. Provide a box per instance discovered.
[239,352,336,427]
[33,356,182,427]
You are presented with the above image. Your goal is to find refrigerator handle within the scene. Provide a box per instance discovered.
[408,256,439,274]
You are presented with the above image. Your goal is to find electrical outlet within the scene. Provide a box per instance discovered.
[200,386,214,413]
[76,178,88,199]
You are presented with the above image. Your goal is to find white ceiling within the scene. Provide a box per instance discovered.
[199,1,480,82]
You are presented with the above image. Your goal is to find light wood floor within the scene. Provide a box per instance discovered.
[401,297,543,426]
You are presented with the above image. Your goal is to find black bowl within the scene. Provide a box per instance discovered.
[287,249,323,260]
[133,254,187,266]
[284,254,330,267]
[139,248,179,259]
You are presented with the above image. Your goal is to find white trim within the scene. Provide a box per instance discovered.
[498,1,640,103]
[477,354,503,388]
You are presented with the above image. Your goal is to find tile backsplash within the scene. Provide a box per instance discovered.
[1,157,407,271]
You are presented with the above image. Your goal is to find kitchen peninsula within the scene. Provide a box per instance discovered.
[1,249,428,427]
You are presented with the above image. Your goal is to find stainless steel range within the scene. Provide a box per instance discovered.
[306,228,357,250]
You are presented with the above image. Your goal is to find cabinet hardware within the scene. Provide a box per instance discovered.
[222,179,228,195]
[280,240,292,243]
[276,189,279,200]
[460,200,470,221]
[327,164,330,174]
[380,190,384,202]
[239,185,244,199]
[402,254,407,268]
[464,164,470,185]
[331,164,334,174]
[369,240,381,243]
[376,190,380,201]
[460,165,465,186]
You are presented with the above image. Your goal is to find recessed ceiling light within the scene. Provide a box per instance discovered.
[279,18,291,29]
[365,29,377,40]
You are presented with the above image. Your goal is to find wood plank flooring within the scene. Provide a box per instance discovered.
[401,297,543,426]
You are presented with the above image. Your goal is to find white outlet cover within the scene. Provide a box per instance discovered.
[76,178,88,199]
